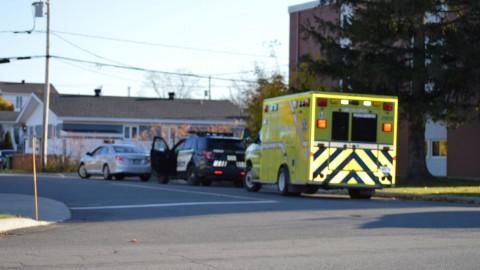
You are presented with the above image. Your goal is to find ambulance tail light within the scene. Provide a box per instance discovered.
[317,98,328,107]
[383,102,393,111]
[382,123,392,132]
[317,119,327,129]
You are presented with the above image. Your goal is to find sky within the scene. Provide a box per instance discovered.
[0,0,311,100]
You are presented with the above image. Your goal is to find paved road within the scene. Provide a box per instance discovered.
[1,174,479,269]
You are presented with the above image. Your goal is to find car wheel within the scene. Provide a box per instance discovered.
[140,174,151,182]
[114,175,125,180]
[78,164,91,179]
[103,165,112,180]
[244,168,261,192]
[187,164,200,186]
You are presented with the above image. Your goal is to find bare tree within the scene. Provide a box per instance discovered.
[144,69,199,99]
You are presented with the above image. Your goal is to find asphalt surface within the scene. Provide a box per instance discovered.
[1,179,479,234]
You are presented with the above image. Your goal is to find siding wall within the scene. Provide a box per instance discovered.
[447,122,480,179]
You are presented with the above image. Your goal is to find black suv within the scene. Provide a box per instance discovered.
[150,133,246,187]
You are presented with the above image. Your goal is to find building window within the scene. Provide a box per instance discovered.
[124,125,139,139]
[15,96,23,111]
[431,140,447,157]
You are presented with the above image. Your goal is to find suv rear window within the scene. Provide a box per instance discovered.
[207,138,245,151]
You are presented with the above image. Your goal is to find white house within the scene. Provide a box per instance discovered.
[0,82,246,160]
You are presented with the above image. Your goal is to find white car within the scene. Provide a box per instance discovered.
[78,144,151,181]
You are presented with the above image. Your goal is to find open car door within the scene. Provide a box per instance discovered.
[151,136,171,184]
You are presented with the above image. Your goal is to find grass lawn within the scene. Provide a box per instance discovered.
[384,177,480,197]
[0,214,20,219]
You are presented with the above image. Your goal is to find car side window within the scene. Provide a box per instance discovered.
[173,140,185,154]
[92,147,103,156]
[183,137,194,150]
[153,138,168,152]
[197,137,208,150]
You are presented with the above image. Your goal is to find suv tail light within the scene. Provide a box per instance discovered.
[203,150,213,160]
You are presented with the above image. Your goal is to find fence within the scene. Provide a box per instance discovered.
[12,154,75,172]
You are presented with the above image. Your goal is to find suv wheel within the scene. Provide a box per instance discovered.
[244,168,261,192]
[201,179,212,186]
[187,164,200,186]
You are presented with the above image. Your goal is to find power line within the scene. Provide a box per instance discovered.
[52,33,130,66]
[55,57,145,83]
[50,55,257,84]
[45,30,277,59]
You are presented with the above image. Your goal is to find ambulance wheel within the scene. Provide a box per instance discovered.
[244,168,261,192]
[187,164,200,186]
[303,186,319,194]
[277,166,300,196]
[348,188,374,199]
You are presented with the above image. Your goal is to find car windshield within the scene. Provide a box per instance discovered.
[207,139,245,151]
[113,146,144,154]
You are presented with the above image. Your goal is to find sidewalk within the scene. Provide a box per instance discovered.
[0,193,71,234]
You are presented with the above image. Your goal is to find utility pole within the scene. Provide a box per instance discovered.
[208,76,211,100]
[40,0,51,170]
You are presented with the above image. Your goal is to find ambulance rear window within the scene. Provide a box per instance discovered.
[331,112,378,142]
[332,112,349,141]
[351,113,377,142]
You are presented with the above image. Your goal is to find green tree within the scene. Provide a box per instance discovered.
[300,0,480,181]
[3,130,13,150]
[289,59,331,93]
[244,68,290,137]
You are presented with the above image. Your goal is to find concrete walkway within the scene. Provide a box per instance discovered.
[0,193,71,233]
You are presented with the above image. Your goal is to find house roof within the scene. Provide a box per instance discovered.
[0,110,20,122]
[0,81,58,96]
[1,81,246,124]
[288,1,321,13]
[49,94,246,122]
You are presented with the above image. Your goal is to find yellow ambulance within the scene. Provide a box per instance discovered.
[244,91,398,199]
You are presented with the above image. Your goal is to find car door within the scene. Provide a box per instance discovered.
[84,146,104,174]
[151,137,171,178]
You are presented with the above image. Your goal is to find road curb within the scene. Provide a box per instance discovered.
[375,192,480,204]
[0,218,53,234]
